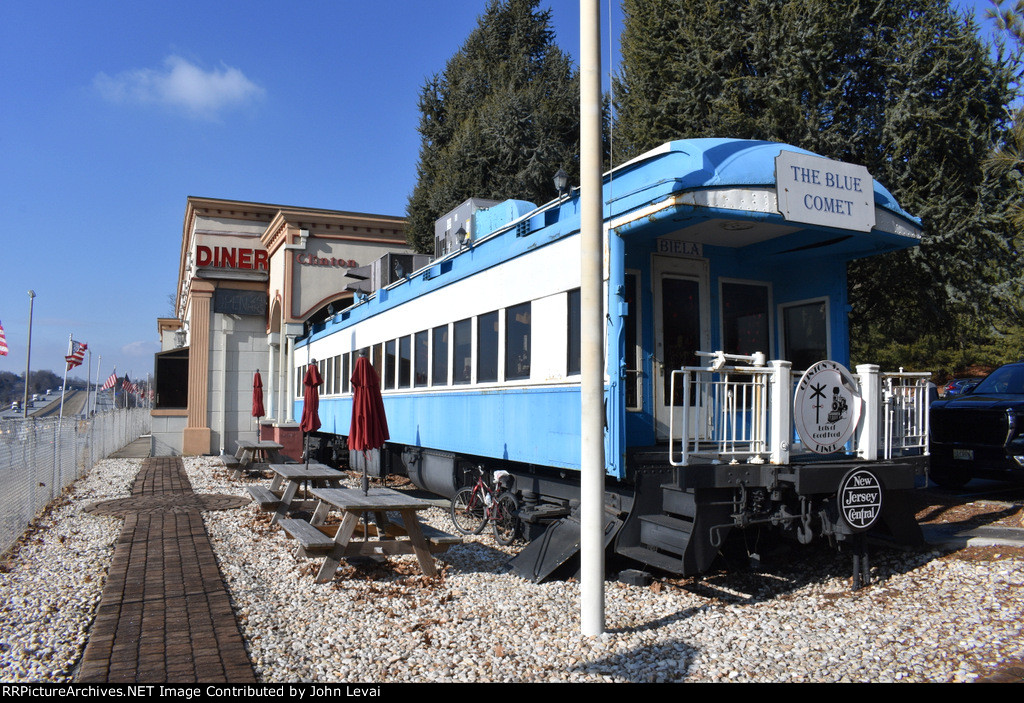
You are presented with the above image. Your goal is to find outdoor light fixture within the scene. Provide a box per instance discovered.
[456,225,471,248]
[554,168,569,196]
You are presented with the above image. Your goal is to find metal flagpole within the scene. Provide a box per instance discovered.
[580,0,606,637]
[85,349,92,418]
[93,355,101,415]
[22,290,35,419]
[55,334,72,502]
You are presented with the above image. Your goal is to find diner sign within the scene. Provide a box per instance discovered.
[775,151,875,232]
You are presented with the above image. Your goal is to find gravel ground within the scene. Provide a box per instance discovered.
[0,457,139,683]
[0,454,1022,683]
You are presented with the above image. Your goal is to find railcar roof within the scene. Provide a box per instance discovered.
[299,138,921,348]
[617,138,917,225]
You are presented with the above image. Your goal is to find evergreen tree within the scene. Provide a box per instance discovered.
[405,0,580,252]
[613,0,1015,352]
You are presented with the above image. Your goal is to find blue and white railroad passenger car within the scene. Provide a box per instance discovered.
[294,138,929,579]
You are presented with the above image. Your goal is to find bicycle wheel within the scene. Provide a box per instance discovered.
[450,487,487,535]
[492,492,520,545]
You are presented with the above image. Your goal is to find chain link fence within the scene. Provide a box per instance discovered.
[0,408,151,556]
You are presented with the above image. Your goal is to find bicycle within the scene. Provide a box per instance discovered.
[449,466,520,545]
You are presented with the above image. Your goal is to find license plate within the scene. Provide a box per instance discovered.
[953,448,974,461]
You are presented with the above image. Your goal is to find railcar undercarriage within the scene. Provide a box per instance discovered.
[309,431,925,586]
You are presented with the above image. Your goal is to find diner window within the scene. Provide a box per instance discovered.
[722,281,770,357]
[154,347,189,409]
[453,318,472,384]
[478,311,499,383]
[505,302,531,381]
[332,355,341,394]
[781,298,828,372]
[342,353,351,394]
[385,340,397,390]
[567,288,581,375]
[432,325,448,386]
[399,335,412,388]
[415,331,429,387]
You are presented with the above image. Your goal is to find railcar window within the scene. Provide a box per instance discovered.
[722,282,770,357]
[321,358,331,396]
[332,355,341,394]
[567,288,581,375]
[478,311,499,383]
[385,340,396,390]
[506,302,531,381]
[782,299,827,372]
[372,343,384,387]
[414,331,429,387]
[342,353,350,394]
[432,325,449,386]
[399,335,412,389]
[453,318,472,384]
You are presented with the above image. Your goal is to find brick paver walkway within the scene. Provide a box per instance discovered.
[77,455,256,683]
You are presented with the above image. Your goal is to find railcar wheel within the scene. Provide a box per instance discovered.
[451,488,487,535]
[493,492,520,545]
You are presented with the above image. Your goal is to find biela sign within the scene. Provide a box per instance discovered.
[775,151,875,232]
[793,360,862,454]
[838,468,883,531]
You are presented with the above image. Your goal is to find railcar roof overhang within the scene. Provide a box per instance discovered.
[606,138,922,262]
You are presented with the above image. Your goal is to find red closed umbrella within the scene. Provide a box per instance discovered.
[252,370,265,440]
[349,353,389,493]
[301,362,323,466]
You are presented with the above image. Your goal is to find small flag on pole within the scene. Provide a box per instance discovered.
[101,370,118,390]
[65,339,87,370]
[0,319,7,356]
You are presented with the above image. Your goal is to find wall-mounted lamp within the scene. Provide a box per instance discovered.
[456,225,471,249]
[554,168,570,197]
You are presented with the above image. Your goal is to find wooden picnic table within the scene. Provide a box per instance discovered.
[301,486,443,582]
[252,462,346,524]
[232,440,285,478]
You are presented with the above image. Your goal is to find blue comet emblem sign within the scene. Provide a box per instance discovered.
[794,360,862,454]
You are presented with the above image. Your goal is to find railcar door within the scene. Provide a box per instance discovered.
[652,256,711,440]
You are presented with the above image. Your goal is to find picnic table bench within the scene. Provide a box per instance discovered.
[278,486,460,582]
[232,440,285,478]
[249,463,346,524]
[246,485,282,511]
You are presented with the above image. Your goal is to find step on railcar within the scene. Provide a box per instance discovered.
[294,138,930,581]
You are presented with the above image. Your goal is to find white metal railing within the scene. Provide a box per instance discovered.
[668,351,930,466]
[670,351,782,466]
[881,370,932,459]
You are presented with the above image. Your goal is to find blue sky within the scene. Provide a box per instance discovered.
[0,0,996,383]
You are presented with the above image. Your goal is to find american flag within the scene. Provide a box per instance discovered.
[0,319,7,356]
[101,371,118,391]
[122,374,135,394]
[65,339,87,370]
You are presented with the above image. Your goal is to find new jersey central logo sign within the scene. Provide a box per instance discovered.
[793,360,862,454]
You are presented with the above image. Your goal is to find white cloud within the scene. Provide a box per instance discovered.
[94,55,265,119]
[121,340,160,357]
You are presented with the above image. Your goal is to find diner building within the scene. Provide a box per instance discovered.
[153,196,410,458]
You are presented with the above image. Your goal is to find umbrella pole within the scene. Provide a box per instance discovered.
[362,451,369,496]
